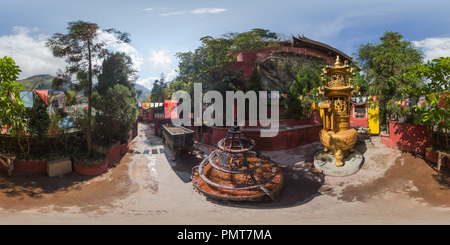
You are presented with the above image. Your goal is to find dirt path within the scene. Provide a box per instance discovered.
[0,122,449,224]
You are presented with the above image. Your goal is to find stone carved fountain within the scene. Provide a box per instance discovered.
[314,56,364,176]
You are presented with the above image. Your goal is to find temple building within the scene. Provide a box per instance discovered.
[233,34,352,81]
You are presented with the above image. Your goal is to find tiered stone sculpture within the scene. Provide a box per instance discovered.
[191,123,284,201]
[315,56,363,176]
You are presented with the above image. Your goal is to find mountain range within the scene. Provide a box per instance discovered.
[17,74,151,100]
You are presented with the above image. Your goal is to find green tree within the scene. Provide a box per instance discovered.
[0,56,27,136]
[150,75,170,103]
[250,28,278,40]
[92,84,138,144]
[173,29,282,123]
[226,28,280,52]
[354,31,423,127]
[96,52,137,96]
[92,51,139,145]
[245,66,263,94]
[409,56,450,94]
[284,66,322,118]
[46,20,130,156]
[409,56,450,150]
[26,92,50,138]
[174,29,281,96]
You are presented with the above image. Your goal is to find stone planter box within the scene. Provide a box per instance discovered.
[162,124,194,160]
[47,157,72,177]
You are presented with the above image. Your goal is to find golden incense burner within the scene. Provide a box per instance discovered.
[317,56,359,167]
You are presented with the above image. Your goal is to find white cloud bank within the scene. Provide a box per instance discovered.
[190,8,228,15]
[0,27,66,79]
[412,37,450,62]
[0,27,144,81]
[136,70,178,91]
[97,30,144,72]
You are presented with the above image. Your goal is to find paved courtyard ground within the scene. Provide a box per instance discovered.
[0,122,449,225]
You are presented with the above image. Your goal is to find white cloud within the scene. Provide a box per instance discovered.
[412,37,450,62]
[149,49,173,68]
[0,27,66,79]
[155,7,228,17]
[190,8,228,15]
[139,7,167,12]
[160,11,186,17]
[97,30,144,72]
[166,70,178,81]
[136,70,178,91]
[0,27,144,81]
[136,76,159,90]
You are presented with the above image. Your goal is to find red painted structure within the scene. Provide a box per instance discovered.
[350,102,368,128]
[186,109,323,151]
[232,35,351,78]
[380,121,433,154]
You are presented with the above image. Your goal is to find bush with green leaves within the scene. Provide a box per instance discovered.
[92,84,138,145]
[0,56,28,136]
[409,57,450,151]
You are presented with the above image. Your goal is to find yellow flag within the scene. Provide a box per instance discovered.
[66,91,75,103]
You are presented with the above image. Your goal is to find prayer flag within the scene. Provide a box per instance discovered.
[53,90,66,108]
[36,90,48,105]
[164,100,178,119]
[20,90,33,108]
[418,95,426,107]
[66,91,75,104]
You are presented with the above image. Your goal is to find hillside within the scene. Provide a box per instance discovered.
[18,74,55,90]
[18,74,151,100]
[135,83,152,100]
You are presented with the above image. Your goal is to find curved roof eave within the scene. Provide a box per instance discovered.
[292,34,353,62]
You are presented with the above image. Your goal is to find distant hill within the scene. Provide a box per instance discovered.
[135,83,152,101]
[18,74,55,90]
[18,74,151,100]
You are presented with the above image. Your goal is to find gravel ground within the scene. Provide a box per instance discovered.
[0,122,449,225]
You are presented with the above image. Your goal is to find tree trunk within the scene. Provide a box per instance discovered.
[87,41,93,157]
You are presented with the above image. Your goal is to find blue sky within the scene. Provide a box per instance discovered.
[1,0,450,90]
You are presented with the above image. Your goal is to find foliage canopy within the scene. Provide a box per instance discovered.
[0,56,27,137]
[354,31,424,125]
